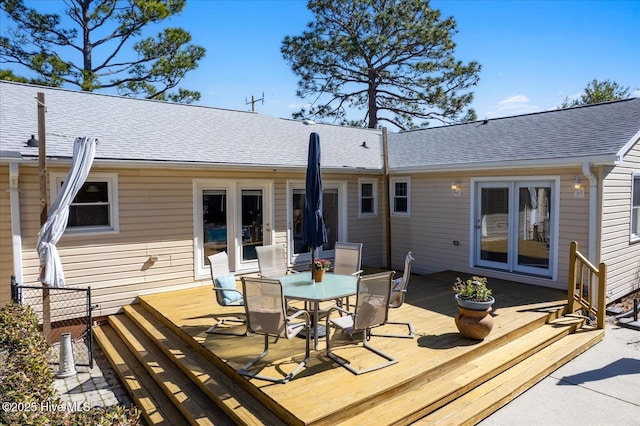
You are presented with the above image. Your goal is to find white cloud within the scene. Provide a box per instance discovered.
[497,95,531,111]
[632,89,640,98]
[482,95,540,119]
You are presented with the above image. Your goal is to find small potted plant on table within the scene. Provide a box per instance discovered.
[452,276,495,339]
[312,258,331,282]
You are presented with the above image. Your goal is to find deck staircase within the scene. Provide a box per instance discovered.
[95,296,604,425]
[95,302,283,425]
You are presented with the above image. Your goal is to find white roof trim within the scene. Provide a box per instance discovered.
[13,156,383,174]
[616,129,640,162]
[389,154,620,174]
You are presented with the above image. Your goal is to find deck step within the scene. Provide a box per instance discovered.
[416,326,605,425]
[121,304,286,426]
[108,314,233,425]
[93,324,188,426]
[333,316,600,426]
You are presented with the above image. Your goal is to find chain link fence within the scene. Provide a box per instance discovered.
[11,275,95,368]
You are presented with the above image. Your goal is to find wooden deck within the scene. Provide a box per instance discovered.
[95,270,605,425]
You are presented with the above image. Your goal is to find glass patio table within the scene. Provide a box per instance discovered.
[276,271,358,350]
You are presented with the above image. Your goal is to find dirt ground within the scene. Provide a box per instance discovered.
[608,288,640,314]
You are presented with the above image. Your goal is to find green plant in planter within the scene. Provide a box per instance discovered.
[453,276,493,302]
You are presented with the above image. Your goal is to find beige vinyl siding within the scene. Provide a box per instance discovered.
[346,176,386,268]
[17,166,201,316]
[392,168,592,291]
[0,164,13,307]
[391,174,473,276]
[601,140,640,302]
[14,165,386,316]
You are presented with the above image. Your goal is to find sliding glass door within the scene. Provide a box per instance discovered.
[474,179,555,277]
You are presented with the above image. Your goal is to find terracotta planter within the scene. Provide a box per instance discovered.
[455,306,494,340]
[313,269,326,282]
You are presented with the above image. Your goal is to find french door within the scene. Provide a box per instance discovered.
[195,180,273,277]
[474,179,556,277]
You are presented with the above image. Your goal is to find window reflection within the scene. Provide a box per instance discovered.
[203,190,227,264]
[292,188,338,255]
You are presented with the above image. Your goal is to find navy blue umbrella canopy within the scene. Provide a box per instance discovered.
[303,132,327,261]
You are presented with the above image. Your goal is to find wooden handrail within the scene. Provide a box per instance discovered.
[567,241,607,329]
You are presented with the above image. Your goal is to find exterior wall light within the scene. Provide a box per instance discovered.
[573,176,584,198]
[451,181,461,197]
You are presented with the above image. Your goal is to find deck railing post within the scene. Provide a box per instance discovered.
[567,241,607,330]
[597,262,607,329]
[567,241,578,314]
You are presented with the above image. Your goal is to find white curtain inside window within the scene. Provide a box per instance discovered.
[37,137,98,287]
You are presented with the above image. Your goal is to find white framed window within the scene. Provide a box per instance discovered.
[358,178,377,217]
[632,172,640,241]
[390,177,410,216]
[50,172,119,234]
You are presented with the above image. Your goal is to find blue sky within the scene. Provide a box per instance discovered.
[4,0,640,125]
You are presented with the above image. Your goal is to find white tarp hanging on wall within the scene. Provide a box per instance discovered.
[37,137,98,288]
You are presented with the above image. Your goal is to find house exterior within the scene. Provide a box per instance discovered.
[0,81,386,316]
[388,99,640,301]
[1,81,639,315]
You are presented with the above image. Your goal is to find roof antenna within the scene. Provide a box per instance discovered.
[245,92,264,112]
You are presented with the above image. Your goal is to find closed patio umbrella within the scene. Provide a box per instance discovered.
[37,137,98,288]
[303,132,327,265]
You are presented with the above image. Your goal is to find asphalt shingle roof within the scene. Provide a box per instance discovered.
[2,82,639,173]
[0,82,383,171]
[388,98,640,171]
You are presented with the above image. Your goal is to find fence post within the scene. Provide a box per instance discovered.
[11,275,18,303]
[87,286,94,369]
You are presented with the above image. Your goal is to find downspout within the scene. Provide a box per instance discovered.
[9,162,24,288]
[382,127,391,269]
[582,162,597,262]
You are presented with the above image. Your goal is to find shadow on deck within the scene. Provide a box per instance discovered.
[94,270,604,425]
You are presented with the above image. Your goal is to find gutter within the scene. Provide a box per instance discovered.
[12,156,385,175]
[382,128,391,269]
[582,162,598,263]
[9,162,24,287]
[390,154,620,175]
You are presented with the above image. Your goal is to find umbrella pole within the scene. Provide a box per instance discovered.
[310,248,315,283]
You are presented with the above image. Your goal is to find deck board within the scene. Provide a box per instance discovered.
[108,314,230,425]
[135,270,571,425]
[94,325,188,425]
